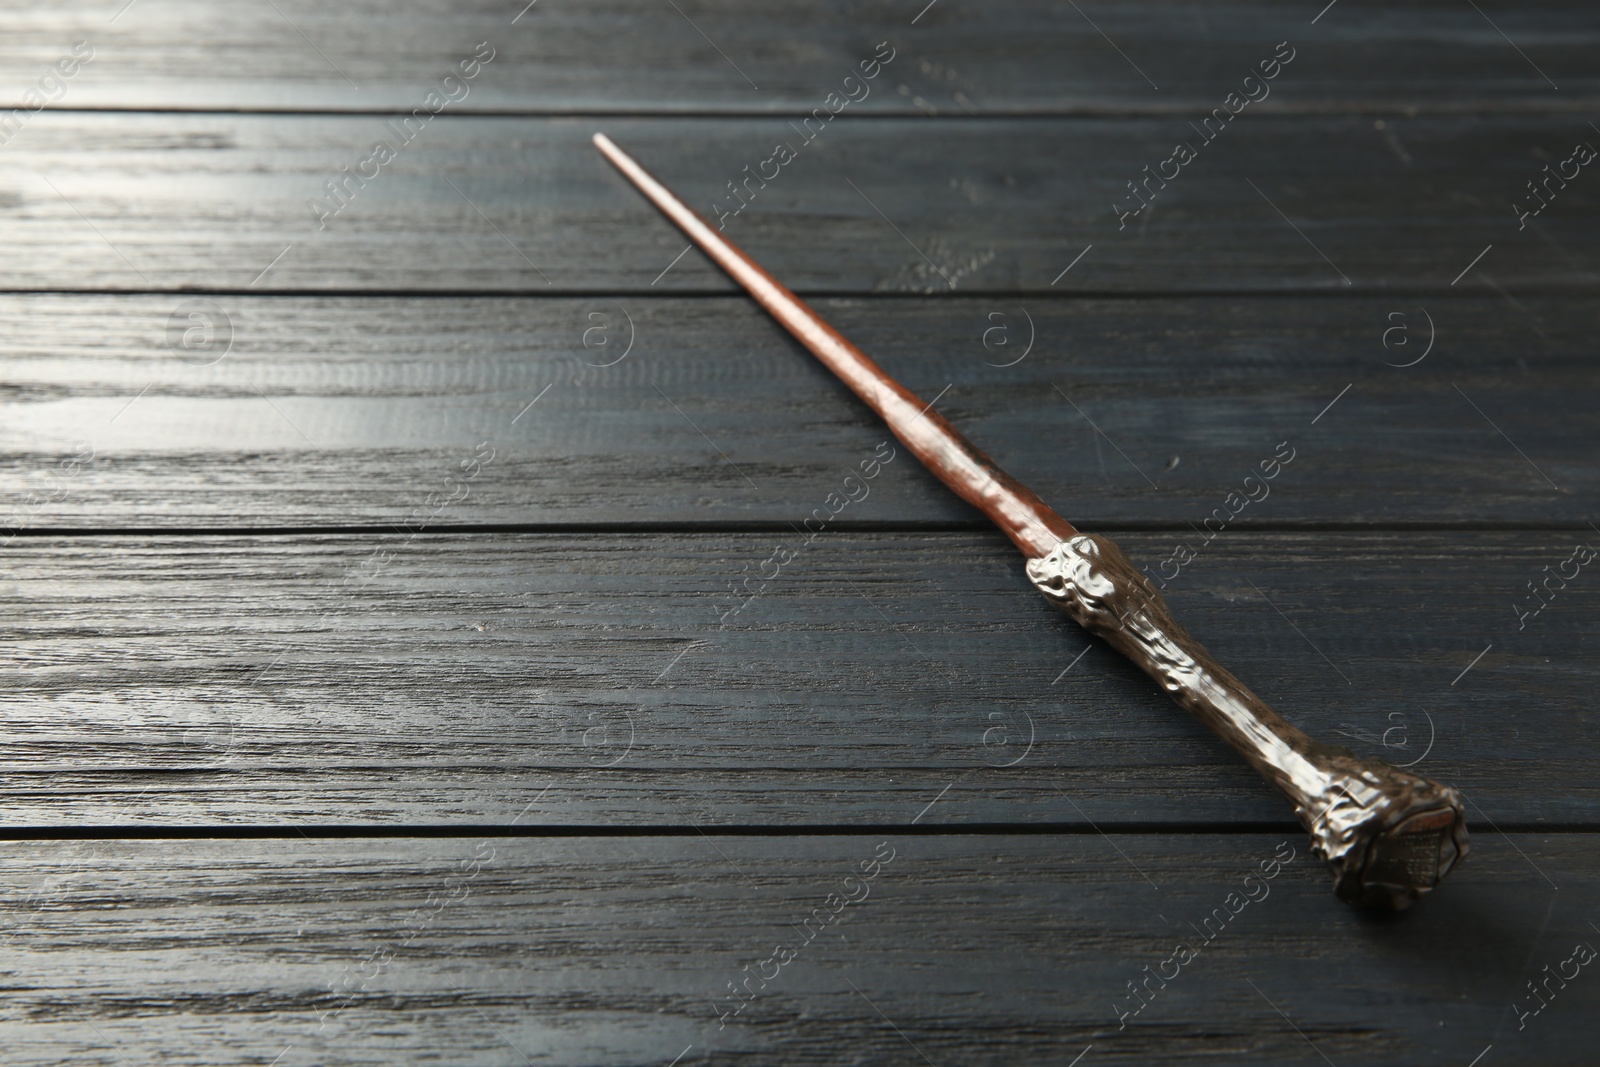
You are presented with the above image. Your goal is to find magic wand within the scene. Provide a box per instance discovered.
[593,132,1468,909]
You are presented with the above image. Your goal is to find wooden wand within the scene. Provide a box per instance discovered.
[593,132,1468,909]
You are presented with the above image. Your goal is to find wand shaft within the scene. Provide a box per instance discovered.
[593,133,1076,558]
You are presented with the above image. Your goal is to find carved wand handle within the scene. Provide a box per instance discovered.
[593,133,1469,908]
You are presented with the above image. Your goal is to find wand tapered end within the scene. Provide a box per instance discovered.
[593,132,627,169]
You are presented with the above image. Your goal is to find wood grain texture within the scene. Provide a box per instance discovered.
[1,115,1595,292]
[2,1,1595,114]
[1,2,1594,1059]
[1,295,1592,528]
[1,531,1592,827]
[0,833,1590,1065]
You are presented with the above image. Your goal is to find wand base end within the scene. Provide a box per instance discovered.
[1330,797,1470,911]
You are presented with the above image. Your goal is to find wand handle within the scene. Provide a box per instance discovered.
[1027,534,1469,909]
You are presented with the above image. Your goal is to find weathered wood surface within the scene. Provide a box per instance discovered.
[0,834,1591,1065]
[1,295,1592,528]
[1,531,1591,826]
[2,115,1595,292]
[2,0,1595,1061]
[2,1,1594,114]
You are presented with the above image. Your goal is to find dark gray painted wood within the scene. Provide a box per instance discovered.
[3,1,1594,114]
[0,833,1589,1065]
[1,295,1592,528]
[0,115,1594,292]
[4,2,1595,1059]
[1,532,1591,826]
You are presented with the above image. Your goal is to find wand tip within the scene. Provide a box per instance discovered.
[592,132,628,170]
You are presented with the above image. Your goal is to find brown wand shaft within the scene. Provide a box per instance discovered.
[593,132,1075,559]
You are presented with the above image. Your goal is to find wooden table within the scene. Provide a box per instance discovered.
[2,2,1596,1063]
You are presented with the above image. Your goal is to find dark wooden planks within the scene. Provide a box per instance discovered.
[1,115,1596,292]
[0,833,1591,1065]
[0,1,1589,1061]
[1,295,1593,528]
[3,1,1595,114]
[0,531,1592,826]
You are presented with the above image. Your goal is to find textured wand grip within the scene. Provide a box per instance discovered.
[1027,534,1469,909]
